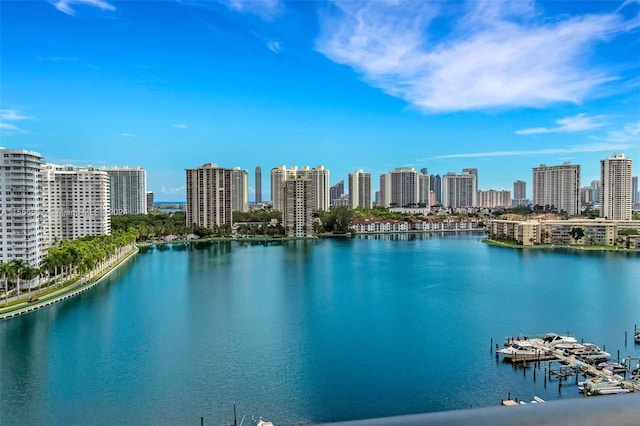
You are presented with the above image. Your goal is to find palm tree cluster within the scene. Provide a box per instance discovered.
[1,230,138,304]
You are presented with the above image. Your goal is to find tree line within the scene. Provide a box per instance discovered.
[1,230,137,304]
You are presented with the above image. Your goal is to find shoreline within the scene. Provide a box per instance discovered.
[0,247,139,321]
[482,238,640,253]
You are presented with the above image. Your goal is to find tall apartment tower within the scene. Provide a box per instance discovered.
[231,167,249,212]
[513,180,527,206]
[379,173,391,207]
[442,169,478,208]
[600,153,632,220]
[103,166,147,215]
[283,177,314,237]
[146,191,154,211]
[330,180,344,207]
[41,164,110,244]
[0,149,44,266]
[185,163,233,230]
[532,163,580,215]
[632,176,638,204]
[348,170,372,209]
[255,166,262,204]
[590,180,601,206]
[477,190,511,208]
[430,174,442,204]
[270,165,330,212]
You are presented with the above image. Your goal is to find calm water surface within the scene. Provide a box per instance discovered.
[1,233,639,425]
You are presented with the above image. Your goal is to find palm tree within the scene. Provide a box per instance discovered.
[7,259,26,300]
[0,262,10,304]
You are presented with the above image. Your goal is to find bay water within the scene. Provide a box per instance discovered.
[1,233,639,425]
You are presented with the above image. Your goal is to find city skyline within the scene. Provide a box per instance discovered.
[1,1,639,201]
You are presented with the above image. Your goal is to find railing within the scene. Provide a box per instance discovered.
[317,393,640,426]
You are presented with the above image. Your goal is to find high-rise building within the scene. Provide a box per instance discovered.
[477,189,511,208]
[255,166,262,204]
[330,180,344,207]
[0,149,44,266]
[532,163,580,215]
[185,163,233,230]
[430,174,441,204]
[231,167,249,212]
[633,176,638,204]
[270,165,330,212]
[379,167,429,208]
[600,153,632,220]
[442,169,478,208]
[146,191,154,211]
[283,177,314,237]
[590,180,601,206]
[41,163,110,244]
[514,180,526,199]
[348,170,372,209]
[512,180,527,207]
[103,166,147,215]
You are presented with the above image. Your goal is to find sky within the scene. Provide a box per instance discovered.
[1,0,639,202]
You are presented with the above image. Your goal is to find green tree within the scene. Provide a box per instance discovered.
[570,227,585,243]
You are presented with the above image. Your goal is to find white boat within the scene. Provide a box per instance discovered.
[568,343,611,363]
[635,330,640,343]
[597,361,626,374]
[535,333,584,351]
[257,418,273,426]
[578,376,625,395]
[498,341,550,362]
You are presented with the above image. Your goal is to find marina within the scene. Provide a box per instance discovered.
[496,331,640,398]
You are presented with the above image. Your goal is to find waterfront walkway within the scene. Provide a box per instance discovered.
[0,247,138,321]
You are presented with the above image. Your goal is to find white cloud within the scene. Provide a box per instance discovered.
[266,40,281,53]
[52,0,116,16]
[172,124,188,129]
[161,185,185,195]
[599,121,640,143]
[316,1,639,112]
[219,0,283,21]
[0,109,34,135]
[120,133,143,138]
[430,143,632,160]
[516,114,608,135]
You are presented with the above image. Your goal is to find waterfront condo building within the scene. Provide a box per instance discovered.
[41,163,111,244]
[348,170,372,209]
[442,169,477,208]
[330,180,344,207]
[430,174,442,204]
[477,189,511,208]
[600,153,633,220]
[0,148,44,266]
[378,167,429,208]
[283,177,314,237]
[532,163,580,216]
[146,191,154,211]
[185,163,234,230]
[270,165,330,212]
[512,180,527,207]
[102,166,147,215]
[231,167,249,212]
[255,166,262,204]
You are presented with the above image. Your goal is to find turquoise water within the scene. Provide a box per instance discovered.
[1,233,639,425]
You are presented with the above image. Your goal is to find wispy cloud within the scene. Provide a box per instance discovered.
[161,185,185,195]
[516,114,608,135]
[266,40,281,53]
[51,0,116,16]
[316,1,639,112]
[599,120,640,143]
[430,143,632,160]
[171,124,188,129]
[120,133,143,139]
[0,109,35,135]
[219,0,284,21]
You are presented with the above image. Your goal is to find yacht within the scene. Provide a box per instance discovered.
[578,376,629,395]
[498,341,551,362]
[568,343,611,363]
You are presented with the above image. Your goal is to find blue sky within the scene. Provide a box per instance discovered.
[1,0,638,201]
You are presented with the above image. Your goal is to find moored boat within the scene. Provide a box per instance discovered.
[498,341,551,362]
